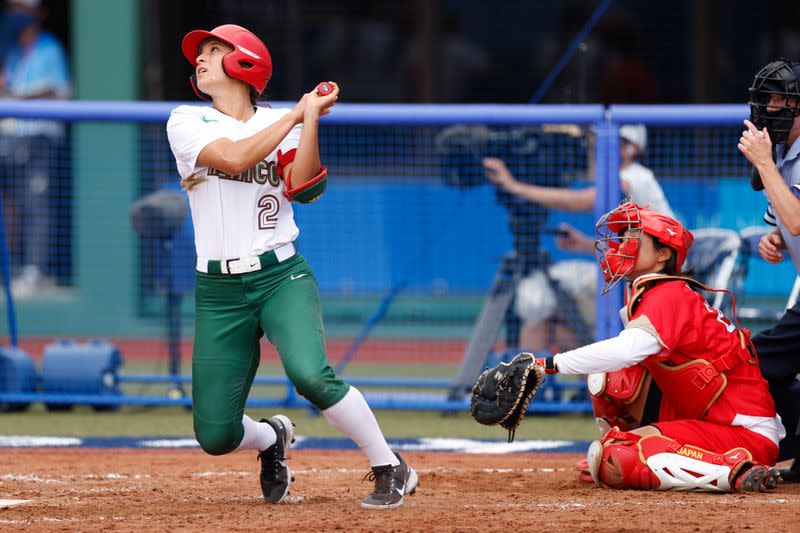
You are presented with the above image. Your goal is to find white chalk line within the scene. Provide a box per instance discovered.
[0,499,32,508]
[1,473,151,484]
[0,517,80,524]
[0,436,82,447]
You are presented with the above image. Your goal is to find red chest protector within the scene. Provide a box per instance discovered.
[628,276,757,420]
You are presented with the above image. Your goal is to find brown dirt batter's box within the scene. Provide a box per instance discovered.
[2,450,799,532]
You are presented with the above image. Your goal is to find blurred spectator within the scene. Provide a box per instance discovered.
[0,0,71,297]
[482,125,673,352]
[404,9,491,102]
[596,9,659,104]
[309,2,407,102]
[756,0,800,72]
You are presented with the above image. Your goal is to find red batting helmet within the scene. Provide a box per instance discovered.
[181,24,272,100]
[594,201,694,294]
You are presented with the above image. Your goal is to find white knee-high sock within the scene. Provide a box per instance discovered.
[322,386,399,467]
[235,414,277,452]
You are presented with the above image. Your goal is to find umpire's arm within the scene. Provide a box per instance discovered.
[739,119,800,235]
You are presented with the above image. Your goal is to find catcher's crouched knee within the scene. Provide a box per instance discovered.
[587,431,660,490]
[587,429,751,492]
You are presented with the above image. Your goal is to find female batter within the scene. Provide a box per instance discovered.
[166,24,417,509]
[536,201,785,492]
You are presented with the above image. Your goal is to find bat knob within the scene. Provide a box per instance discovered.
[316,82,333,96]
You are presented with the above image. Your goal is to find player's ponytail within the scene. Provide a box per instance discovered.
[181,171,206,191]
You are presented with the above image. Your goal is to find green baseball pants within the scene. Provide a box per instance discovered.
[191,252,349,455]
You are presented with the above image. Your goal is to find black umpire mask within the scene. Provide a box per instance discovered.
[748,58,800,145]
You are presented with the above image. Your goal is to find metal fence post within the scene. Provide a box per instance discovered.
[594,113,622,341]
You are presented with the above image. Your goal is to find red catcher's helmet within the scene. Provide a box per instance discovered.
[181,24,272,100]
[594,201,694,294]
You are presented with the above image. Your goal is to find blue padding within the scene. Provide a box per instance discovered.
[0,100,605,125]
[0,346,37,394]
[295,181,594,293]
[41,340,122,396]
[609,104,750,125]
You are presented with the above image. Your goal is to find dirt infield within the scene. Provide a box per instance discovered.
[2,449,799,532]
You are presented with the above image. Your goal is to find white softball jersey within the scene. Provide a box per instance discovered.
[167,104,302,262]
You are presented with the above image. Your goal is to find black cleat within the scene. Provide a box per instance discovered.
[360,452,419,510]
[734,464,778,492]
[258,415,295,503]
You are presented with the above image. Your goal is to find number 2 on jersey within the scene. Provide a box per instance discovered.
[258,194,279,230]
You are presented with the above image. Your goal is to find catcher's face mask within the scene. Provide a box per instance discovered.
[594,201,644,294]
[595,201,695,294]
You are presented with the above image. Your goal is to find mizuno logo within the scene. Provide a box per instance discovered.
[202,116,219,123]
[290,274,307,281]
[665,228,677,236]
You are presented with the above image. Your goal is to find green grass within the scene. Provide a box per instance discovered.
[0,404,599,441]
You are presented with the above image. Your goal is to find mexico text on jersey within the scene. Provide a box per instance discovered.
[166,104,302,260]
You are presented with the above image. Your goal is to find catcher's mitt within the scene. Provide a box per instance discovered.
[470,352,545,442]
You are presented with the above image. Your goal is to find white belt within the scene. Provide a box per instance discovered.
[196,242,296,274]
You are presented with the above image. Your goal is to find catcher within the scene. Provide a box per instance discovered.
[472,201,786,492]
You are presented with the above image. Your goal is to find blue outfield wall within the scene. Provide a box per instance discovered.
[294,180,597,293]
[296,181,511,293]
[293,178,790,296]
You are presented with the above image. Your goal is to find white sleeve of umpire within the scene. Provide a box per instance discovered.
[553,328,663,375]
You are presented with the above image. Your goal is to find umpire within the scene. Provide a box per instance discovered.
[739,57,800,480]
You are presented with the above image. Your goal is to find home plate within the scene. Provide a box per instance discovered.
[0,500,32,508]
